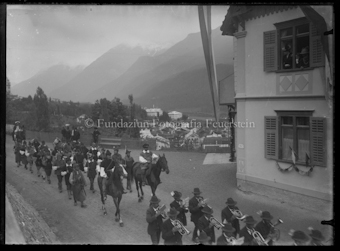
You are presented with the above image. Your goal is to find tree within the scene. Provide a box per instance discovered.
[33,87,50,131]
[92,100,101,122]
[159,111,171,122]
[128,94,135,120]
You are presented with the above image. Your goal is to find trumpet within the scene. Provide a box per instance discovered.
[179,197,190,209]
[223,234,245,245]
[209,216,225,230]
[171,219,191,236]
[156,204,167,219]
[230,208,247,220]
[197,197,208,207]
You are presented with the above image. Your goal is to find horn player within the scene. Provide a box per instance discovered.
[197,205,216,245]
[254,211,276,246]
[221,197,241,237]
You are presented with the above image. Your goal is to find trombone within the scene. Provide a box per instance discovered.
[171,219,191,236]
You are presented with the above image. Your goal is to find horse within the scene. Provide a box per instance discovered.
[98,164,126,226]
[131,154,169,202]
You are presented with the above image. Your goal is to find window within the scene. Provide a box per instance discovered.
[264,113,326,166]
[264,18,325,72]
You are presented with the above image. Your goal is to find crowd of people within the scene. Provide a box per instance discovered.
[11,121,331,245]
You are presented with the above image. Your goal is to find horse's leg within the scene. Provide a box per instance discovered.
[135,178,141,202]
[98,179,107,215]
[140,181,144,201]
[116,195,123,227]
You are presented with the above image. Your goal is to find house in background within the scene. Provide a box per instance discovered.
[168,111,183,120]
[145,107,163,117]
[220,5,333,210]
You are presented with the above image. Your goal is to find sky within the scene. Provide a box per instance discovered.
[6,4,230,85]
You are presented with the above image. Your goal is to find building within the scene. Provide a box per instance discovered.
[220,6,333,208]
[145,107,163,117]
[168,111,183,120]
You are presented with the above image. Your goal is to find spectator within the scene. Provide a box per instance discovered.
[92,127,101,144]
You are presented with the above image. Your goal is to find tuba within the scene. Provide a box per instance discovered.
[209,216,225,230]
[268,218,284,241]
[171,219,191,236]
[229,208,247,220]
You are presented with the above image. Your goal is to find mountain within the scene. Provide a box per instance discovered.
[85,27,234,104]
[49,44,167,102]
[11,64,85,97]
[133,63,234,113]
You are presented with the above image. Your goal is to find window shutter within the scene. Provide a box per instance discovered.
[310,23,325,68]
[264,116,278,159]
[310,117,326,166]
[263,30,277,72]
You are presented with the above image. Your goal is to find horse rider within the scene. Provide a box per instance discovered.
[216,223,237,245]
[307,228,326,246]
[239,215,258,245]
[89,142,99,161]
[188,188,206,243]
[112,147,122,166]
[146,195,164,245]
[64,157,74,200]
[289,230,310,246]
[197,205,216,245]
[100,150,114,200]
[12,121,20,142]
[254,211,275,246]
[170,191,188,227]
[53,152,66,193]
[221,197,241,237]
[123,149,134,192]
[139,143,159,186]
[161,208,183,245]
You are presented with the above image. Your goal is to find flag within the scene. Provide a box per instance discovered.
[289,146,297,165]
[198,5,220,122]
[305,152,311,167]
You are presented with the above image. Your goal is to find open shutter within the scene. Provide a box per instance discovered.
[264,116,278,159]
[310,23,325,67]
[310,117,326,166]
[263,30,278,72]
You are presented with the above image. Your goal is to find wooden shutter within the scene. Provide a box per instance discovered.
[310,117,326,166]
[264,116,278,159]
[310,23,325,67]
[263,30,278,72]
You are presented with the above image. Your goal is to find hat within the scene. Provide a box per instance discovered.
[171,191,182,199]
[192,188,202,195]
[308,228,325,241]
[126,149,131,154]
[15,121,20,124]
[291,230,309,242]
[201,205,213,215]
[167,207,179,217]
[300,47,309,55]
[197,231,211,243]
[150,195,161,204]
[105,150,112,156]
[260,211,273,220]
[225,198,237,206]
[143,143,149,148]
[284,43,291,51]
[113,147,119,151]
[222,223,236,233]
[244,216,257,225]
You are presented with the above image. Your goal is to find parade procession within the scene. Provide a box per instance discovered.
[5,4,333,246]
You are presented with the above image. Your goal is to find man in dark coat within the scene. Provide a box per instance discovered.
[254,211,275,246]
[64,158,74,199]
[64,125,72,143]
[216,223,237,245]
[112,147,123,165]
[69,163,87,208]
[71,126,80,142]
[221,197,241,237]
[239,215,258,246]
[92,127,101,144]
[170,191,188,226]
[161,208,183,245]
[12,121,20,142]
[100,150,114,199]
[89,143,99,161]
[308,228,326,246]
[86,153,97,193]
[290,230,310,246]
[188,187,205,243]
[74,148,85,172]
[61,126,67,142]
[123,150,134,192]
[146,195,164,245]
[53,152,66,193]
[197,205,215,245]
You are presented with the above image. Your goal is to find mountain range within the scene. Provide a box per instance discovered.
[11,27,234,114]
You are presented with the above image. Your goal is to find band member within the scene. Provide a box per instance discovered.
[170,191,188,226]
[53,152,66,193]
[69,163,87,208]
[289,230,310,246]
[189,188,205,243]
[64,157,73,199]
[308,227,326,246]
[196,231,211,245]
[100,150,114,200]
[216,223,237,245]
[221,197,241,237]
[254,211,278,246]
[239,215,258,246]
[161,208,183,245]
[146,195,164,245]
[197,205,215,245]
[42,150,53,184]
[139,143,158,186]
[92,127,101,144]
[86,153,97,193]
[123,150,134,192]
[64,124,72,143]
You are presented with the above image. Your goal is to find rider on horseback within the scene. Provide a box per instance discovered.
[139,143,159,186]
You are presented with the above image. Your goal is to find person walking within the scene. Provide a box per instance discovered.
[170,191,188,227]
[254,211,275,246]
[42,150,53,184]
[216,223,237,245]
[239,215,258,246]
[64,157,73,200]
[289,230,310,246]
[221,197,241,237]
[53,153,66,193]
[92,127,101,144]
[146,195,164,245]
[86,153,97,193]
[161,207,183,245]
[188,188,205,243]
[69,163,87,208]
[197,205,216,245]
[123,149,134,192]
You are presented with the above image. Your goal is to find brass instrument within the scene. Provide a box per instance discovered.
[180,197,190,209]
[268,218,283,241]
[229,208,247,220]
[209,216,225,230]
[155,204,167,219]
[248,228,269,246]
[171,219,191,236]
[197,197,208,207]
[223,234,245,245]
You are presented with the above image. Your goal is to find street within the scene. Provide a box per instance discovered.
[5,135,333,245]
